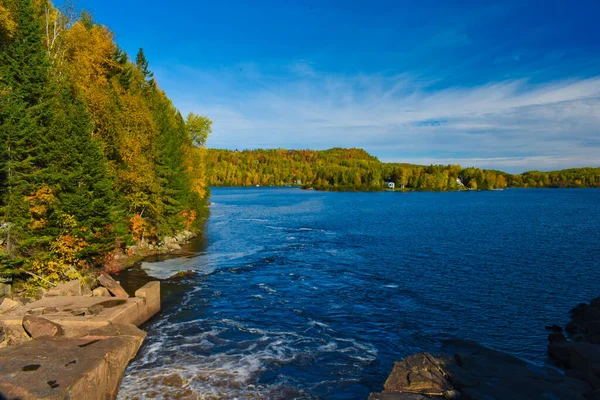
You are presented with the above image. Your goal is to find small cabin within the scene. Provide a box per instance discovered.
[385,182,395,189]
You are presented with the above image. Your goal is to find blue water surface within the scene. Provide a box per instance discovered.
[118,188,600,399]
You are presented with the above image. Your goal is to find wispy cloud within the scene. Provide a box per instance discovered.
[155,63,600,173]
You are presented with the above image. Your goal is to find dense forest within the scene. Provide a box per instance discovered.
[0,0,211,283]
[2,0,598,288]
[206,148,600,191]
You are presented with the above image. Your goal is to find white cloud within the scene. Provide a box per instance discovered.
[155,63,600,173]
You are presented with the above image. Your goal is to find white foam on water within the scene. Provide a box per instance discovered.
[118,321,310,399]
[317,342,338,351]
[119,316,378,399]
[237,218,270,222]
[257,283,277,294]
[141,257,201,279]
[384,283,399,288]
[298,227,335,235]
[265,225,287,231]
[308,320,330,330]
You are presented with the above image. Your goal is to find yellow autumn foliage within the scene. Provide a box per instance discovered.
[30,214,88,286]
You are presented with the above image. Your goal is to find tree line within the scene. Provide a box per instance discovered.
[206,149,600,191]
[0,0,211,283]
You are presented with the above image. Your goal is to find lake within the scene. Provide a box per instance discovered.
[118,187,600,399]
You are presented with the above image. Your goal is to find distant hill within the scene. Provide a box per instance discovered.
[206,148,600,191]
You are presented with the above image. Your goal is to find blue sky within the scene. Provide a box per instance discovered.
[72,0,600,172]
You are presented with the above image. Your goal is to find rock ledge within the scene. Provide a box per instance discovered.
[0,280,161,400]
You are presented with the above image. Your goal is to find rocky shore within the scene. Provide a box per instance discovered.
[370,296,600,400]
[0,276,160,399]
[104,230,197,272]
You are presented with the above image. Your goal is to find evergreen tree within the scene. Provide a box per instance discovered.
[42,85,115,256]
[150,96,189,235]
[0,0,51,261]
[135,47,155,87]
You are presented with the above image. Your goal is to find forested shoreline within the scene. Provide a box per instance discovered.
[206,148,600,191]
[2,0,598,289]
[0,0,211,287]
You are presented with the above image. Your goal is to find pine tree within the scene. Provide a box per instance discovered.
[150,96,189,235]
[0,0,51,261]
[135,47,155,87]
[42,85,116,257]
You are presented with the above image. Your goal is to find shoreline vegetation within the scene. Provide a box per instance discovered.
[1,1,598,292]
[206,148,600,192]
[0,0,211,292]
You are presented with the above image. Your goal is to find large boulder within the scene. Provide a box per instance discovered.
[371,340,591,400]
[548,296,600,392]
[382,353,454,396]
[565,299,600,344]
[442,339,590,400]
[549,341,600,390]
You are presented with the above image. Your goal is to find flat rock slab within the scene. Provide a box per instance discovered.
[0,324,145,400]
[0,282,160,347]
